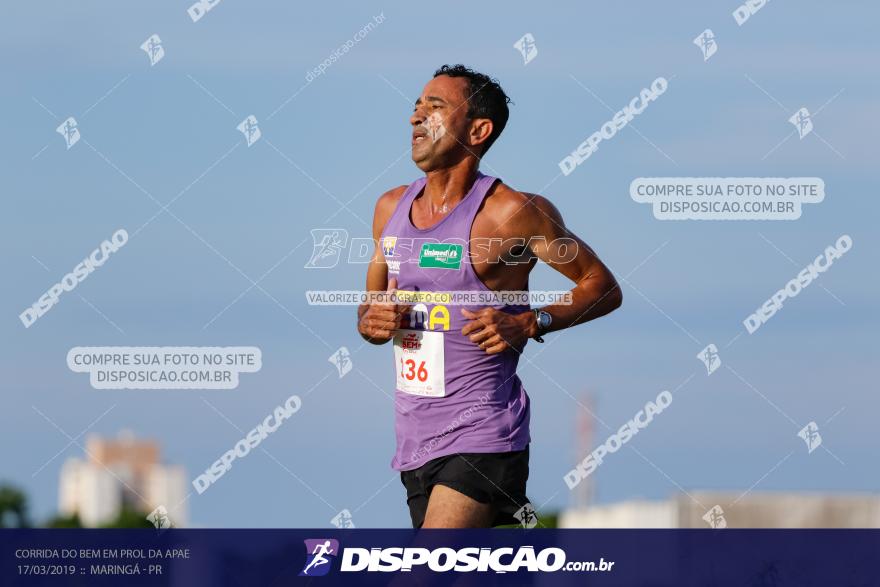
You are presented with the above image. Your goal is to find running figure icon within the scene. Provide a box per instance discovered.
[302,540,335,575]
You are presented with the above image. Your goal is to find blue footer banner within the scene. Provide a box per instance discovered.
[2,529,877,586]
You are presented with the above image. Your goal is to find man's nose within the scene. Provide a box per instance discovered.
[410,106,426,126]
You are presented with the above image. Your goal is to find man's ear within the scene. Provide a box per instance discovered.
[468,118,494,152]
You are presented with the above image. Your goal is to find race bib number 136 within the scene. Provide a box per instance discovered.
[393,329,445,397]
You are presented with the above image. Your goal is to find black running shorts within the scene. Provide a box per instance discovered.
[400,446,530,528]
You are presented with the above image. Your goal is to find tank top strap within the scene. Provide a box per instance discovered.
[454,172,500,227]
[390,177,427,227]
[386,172,499,234]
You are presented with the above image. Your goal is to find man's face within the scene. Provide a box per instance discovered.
[410,75,476,171]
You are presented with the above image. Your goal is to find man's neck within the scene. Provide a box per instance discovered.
[422,160,480,213]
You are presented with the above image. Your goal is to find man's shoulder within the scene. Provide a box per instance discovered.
[484,181,559,225]
[374,185,409,223]
[378,184,409,205]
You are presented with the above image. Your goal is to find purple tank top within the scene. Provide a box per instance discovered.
[381,172,531,471]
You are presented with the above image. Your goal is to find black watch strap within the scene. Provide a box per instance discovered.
[532,309,545,343]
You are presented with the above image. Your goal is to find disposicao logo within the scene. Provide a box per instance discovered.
[300,539,339,577]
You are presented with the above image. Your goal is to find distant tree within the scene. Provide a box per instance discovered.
[495,510,559,529]
[0,484,30,528]
[100,508,154,529]
[45,513,83,528]
[539,512,559,528]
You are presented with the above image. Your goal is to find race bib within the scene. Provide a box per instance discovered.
[393,329,445,397]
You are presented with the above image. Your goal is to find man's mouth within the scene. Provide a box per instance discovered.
[412,129,428,145]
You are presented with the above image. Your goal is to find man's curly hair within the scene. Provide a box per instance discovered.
[434,64,511,154]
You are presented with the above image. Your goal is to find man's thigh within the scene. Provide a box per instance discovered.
[400,448,531,528]
[422,484,493,528]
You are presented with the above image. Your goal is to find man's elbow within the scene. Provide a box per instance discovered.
[605,280,623,313]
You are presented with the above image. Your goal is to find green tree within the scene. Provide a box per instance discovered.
[0,483,30,528]
[100,508,154,529]
[45,513,83,528]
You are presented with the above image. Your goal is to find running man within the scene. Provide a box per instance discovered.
[357,65,622,528]
[302,541,335,575]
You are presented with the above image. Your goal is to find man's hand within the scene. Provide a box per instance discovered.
[358,278,408,344]
[461,308,537,354]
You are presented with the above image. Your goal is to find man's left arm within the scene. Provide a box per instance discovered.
[462,194,622,354]
[524,194,622,334]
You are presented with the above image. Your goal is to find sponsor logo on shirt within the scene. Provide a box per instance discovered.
[383,236,400,273]
[382,236,397,256]
[418,243,463,270]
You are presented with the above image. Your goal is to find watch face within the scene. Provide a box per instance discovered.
[539,312,551,329]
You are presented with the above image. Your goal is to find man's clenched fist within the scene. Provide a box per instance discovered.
[357,278,409,343]
[461,307,537,354]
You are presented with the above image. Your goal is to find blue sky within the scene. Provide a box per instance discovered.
[1,1,877,527]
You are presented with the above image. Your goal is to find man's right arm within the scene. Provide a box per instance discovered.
[356,186,407,344]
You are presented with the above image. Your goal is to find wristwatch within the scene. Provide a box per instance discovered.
[532,309,552,343]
